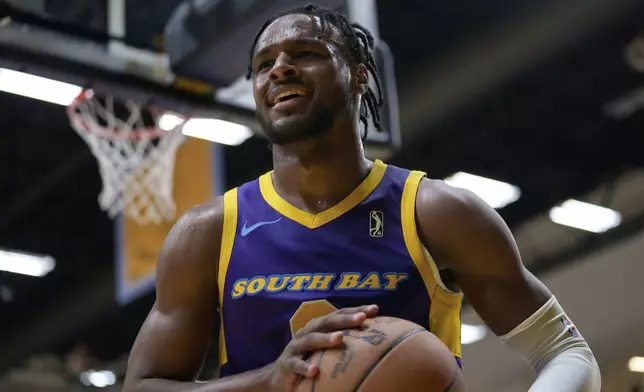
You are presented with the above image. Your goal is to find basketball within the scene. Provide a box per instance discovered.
[297,316,465,392]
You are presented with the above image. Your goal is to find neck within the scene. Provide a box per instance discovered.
[270,120,371,213]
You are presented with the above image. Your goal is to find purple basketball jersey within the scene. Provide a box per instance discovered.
[217,160,463,377]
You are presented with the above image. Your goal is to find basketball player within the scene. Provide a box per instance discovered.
[123,4,600,392]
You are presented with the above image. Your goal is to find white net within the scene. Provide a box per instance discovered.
[67,90,186,225]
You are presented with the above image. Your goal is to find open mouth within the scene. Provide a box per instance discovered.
[272,88,308,105]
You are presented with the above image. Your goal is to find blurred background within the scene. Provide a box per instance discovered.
[1,0,644,391]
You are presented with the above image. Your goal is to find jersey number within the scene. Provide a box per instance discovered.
[289,299,338,337]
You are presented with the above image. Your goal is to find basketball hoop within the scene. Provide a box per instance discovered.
[67,89,186,225]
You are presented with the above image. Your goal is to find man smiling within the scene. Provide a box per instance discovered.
[123,4,601,392]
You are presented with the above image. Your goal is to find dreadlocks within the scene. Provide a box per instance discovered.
[246,3,385,140]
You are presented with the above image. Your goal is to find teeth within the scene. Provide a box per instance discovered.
[274,88,307,104]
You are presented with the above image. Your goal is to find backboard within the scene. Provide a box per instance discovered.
[0,0,255,128]
[0,0,400,158]
[0,0,401,305]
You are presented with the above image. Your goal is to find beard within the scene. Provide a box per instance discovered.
[257,107,334,146]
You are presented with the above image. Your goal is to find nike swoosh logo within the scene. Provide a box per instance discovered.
[241,218,282,237]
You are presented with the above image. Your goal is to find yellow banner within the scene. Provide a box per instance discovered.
[116,138,221,304]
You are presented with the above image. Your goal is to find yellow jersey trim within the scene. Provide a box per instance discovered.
[217,188,238,367]
[258,159,387,229]
[401,171,464,359]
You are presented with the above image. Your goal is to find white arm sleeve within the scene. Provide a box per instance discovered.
[499,296,601,392]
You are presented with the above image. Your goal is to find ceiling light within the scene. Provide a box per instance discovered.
[0,68,82,106]
[461,323,487,345]
[182,118,253,146]
[80,370,116,388]
[549,199,621,233]
[444,172,521,209]
[159,113,253,146]
[158,112,186,131]
[628,357,644,373]
[0,249,55,277]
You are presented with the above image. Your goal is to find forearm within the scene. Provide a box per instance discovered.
[124,365,272,392]
[500,296,601,392]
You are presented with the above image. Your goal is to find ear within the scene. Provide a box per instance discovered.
[352,63,369,95]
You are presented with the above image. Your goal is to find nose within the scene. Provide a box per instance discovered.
[269,53,299,81]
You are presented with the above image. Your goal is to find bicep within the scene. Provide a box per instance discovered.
[453,265,550,335]
[127,302,216,382]
[125,202,222,383]
[416,181,551,335]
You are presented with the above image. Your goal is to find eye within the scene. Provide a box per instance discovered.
[257,60,274,72]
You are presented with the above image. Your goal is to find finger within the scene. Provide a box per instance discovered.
[291,331,344,355]
[282,356,319,378]
[297,305,379,336]
[337,304,379,317]
[299,313,360,335]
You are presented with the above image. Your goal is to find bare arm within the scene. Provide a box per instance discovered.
[415,179,600,391]
[415,179,550,335]
[122,197,271,392]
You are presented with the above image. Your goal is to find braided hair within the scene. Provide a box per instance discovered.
[246,3,384,140]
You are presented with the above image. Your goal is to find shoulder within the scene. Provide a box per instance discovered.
[415,177,491,219]
[174,194,226,235]
[156,195,227,288]
[165,194,227,253]
[414,178,485,244]
[415,178,518,273]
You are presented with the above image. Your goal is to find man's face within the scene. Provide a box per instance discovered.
[250,14,354,145]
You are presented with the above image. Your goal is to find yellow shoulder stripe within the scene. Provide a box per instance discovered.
[400,171,463,359]
[217,188,238,367]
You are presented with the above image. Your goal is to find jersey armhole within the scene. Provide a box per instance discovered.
[401,171,464,359]
[217,188,238,367]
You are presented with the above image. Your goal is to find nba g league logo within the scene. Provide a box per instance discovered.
[370,211,384,238]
